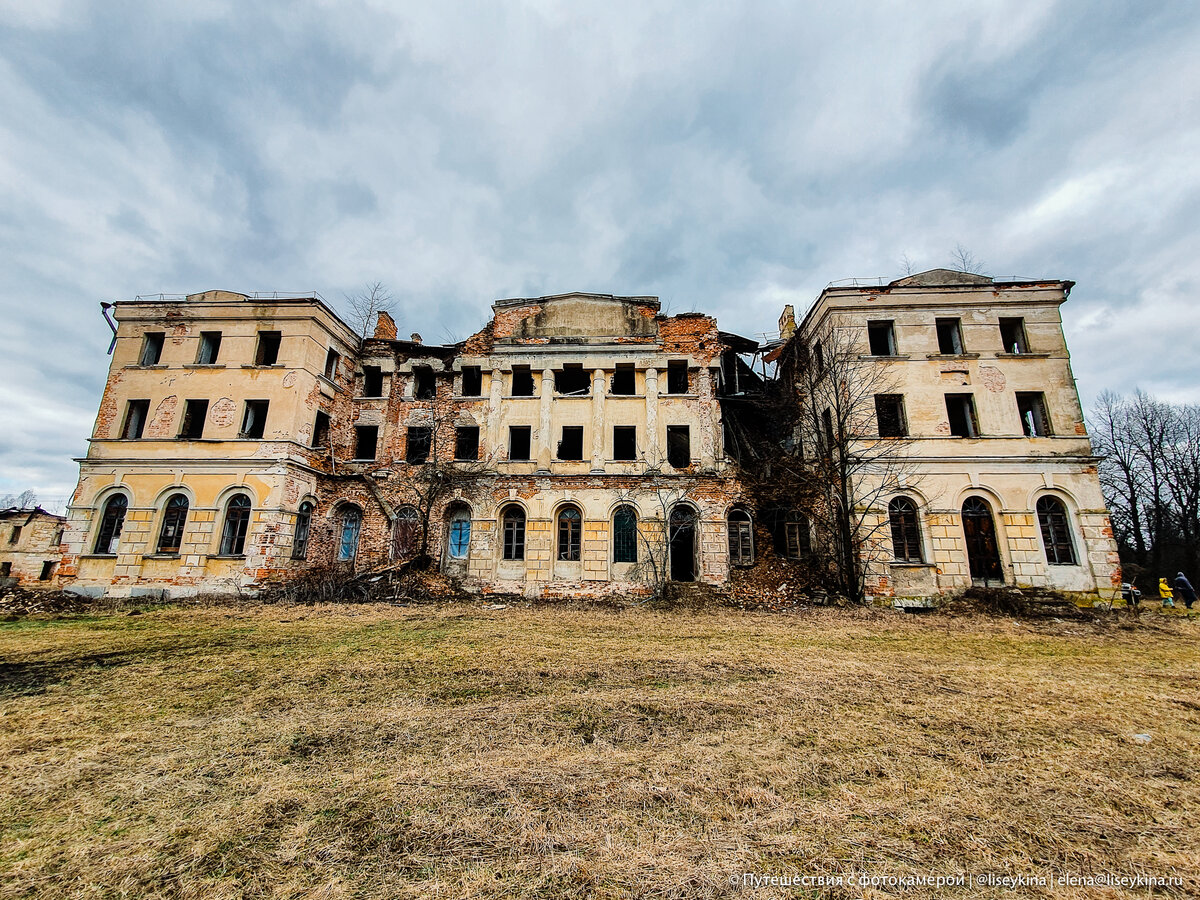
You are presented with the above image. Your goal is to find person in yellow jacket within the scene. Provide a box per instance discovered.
[1159,577,1175,608]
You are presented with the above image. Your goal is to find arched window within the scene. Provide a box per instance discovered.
[1037,496,1077,565]
[557,506,582,561]
[292,501,314,560]
[502,505,525,560]
[94,494,128,554]
[393,506,419,558]
[338,506,362,561]
[888,497,923,563]
[727,508,754,566]
[613,505,638,563]
[447,507,471,559]
[157,493,189,554]
[219,494,252,555]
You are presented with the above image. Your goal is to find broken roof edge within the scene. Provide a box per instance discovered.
[492,292,661,311]
[719,331,759,353]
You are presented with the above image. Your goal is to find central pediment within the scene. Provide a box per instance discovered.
[492,292,660,342]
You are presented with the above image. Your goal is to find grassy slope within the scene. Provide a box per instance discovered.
[1,605,1197,899]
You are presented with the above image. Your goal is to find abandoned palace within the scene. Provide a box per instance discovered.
[53,271,1121,602]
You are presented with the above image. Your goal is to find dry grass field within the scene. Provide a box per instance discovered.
[1,602,1197,899]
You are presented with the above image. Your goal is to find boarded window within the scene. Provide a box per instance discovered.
[999,317,1028,354]
[867,320,896,356]
[413,367,435,399]
[888,497,923,563]
[292,501,313,560]
[936,318,964,354]
[557,506,582,561]
[196,331,222,364]
[219,494,251,556]
[511,366,535,396]
[667,426,691,468]
[558,426,584,460]
[355,425,379,460]
[502,506,525,560]
[509,426,531,460]
[94,495,127,554]
[121,400,149,439]
[1017,392,1052,436]
[611,364,635,395]
[255,331,281,366]
[555,365,590,395]
[240,400,269,439]
[406,426,431,464]
[613,505,637,563]
[875,394,908,438]
[666,361,688,394]
[1037,496,1077,565]
[311,411,331,448]
[613,426,636,461]
[362,366,384,397]
[324,348,340,379]
[728,509,754,566]
[455,425,479,460]
[945,394,979,437]
[157,493,189,554]
[179,399,208,439]
[461,366,482,396]
[140,332,164,366]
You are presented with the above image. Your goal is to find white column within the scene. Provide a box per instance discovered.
[591,368,605,473]
[537,367,553,472]
[645,367,659,465]
[487,367,503,458]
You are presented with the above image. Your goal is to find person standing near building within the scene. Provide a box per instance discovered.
[1174,572,1196,611]
[1159,577,1175,608]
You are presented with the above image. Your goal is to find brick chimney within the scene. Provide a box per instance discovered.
[778,305,796,340]
[373,311,397,340]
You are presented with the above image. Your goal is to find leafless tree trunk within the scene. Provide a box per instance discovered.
[344,282,398,346]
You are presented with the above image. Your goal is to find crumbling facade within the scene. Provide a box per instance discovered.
[0,507,67,586]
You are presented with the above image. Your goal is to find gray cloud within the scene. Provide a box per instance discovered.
[1,0,1198,499]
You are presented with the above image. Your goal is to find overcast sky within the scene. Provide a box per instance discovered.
[2,0,1198,507]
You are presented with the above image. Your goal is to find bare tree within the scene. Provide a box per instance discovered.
[949,243,986,275]
[0,489,38,509]
[344,282,398,346]
[1091,391,1147,564]
[899,252,915,276]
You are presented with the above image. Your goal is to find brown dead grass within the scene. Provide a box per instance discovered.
[0,604,1197,899]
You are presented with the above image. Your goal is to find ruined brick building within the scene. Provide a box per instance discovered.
[0,507,66,587]
[57,273,1120,602]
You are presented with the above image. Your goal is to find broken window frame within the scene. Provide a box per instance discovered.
[1017,392,1052,437]
[867,320,897,356]
[612,505,638,564]
[354,424,379,460]
[613,425,637,461]
[196,331,222,365]
[501,505,526,560]
[39,561,54,581]
[413,367,436,400]
[239,400,269,439]
[311,411,331,448]
[1037,495,1077,565]
[936,318,965,355]
[406,426,432,464]
[508,426,532,461]
[292,501,313,560]
[362,366,384,398]
[9,526,21,545]
[945,393,979,438]
[888,496,923,563]
[178,399,208,440]
[727,508,754,567]
[784,511,810,559]
[666,425,691,468]
[324,348,340,380]
[218,494,251,556]
[557,506,582,562]
[999,317,1029,354]
[454,425,480,461]
[156,493,190,555]
[93,494,127,554]
[337,506,361,561]
[666,360,689,395]
[121,399,150,439]
[139,332,165,366]
[554,365,590,396]
[557,426,584,461]
[874,394,908,438]
[254,331,281,366]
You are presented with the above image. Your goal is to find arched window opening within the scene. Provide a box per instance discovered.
[612,505,638,564]
[94,494,128,554]
[157,493,189,554]
[557,506,582,562]
[1037,496,1077,565]
[220,494,252,556]
[393,506,420,558]
[962,496,1003,583]
[447,507,471,559]
[888,497,923,563]
[669,505,698,581]
[292,501,314,560]
[338,506,362,561]
[727,508,754,566]
[502,506,526,560]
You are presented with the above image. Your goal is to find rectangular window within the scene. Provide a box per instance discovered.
[455,425,479,460]
[511,366,535,396]
[611,364,635,395]
[936,318,964,355]
[39,560,54,581]
[196,331,222,365]
[362,366,384,397]
[461,366,482,396]
[140,332,164,366]
[9,526,21,544]
[255,331,281,366]
[785,517,810,558]
[311,411,330,447]
[355,424,379,460]
[999,317,1029,354]
[557,426,584,460]
[239,400,269,439]
[179,399,208,439]
[822,408,835,448]
[867,320,897,356]
[945,394,979,437]
[1017,392,1052,436]
[667,425,691,468]
[0,562,10,577]
[121,399,149,439]
[413,367,435,399]
[875,394,908,438]
[613,426,637,461]
[509,426,531,460]
[406,426,431,464]
[555,365,590,395]
[324,348,340,379]
[813,341,824,372]
[666,360,688,394]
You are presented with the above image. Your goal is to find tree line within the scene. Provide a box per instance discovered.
[1090,390,1200,585]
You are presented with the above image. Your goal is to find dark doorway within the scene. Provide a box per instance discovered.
[962,496,1003,584]
[669,506,697,582]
